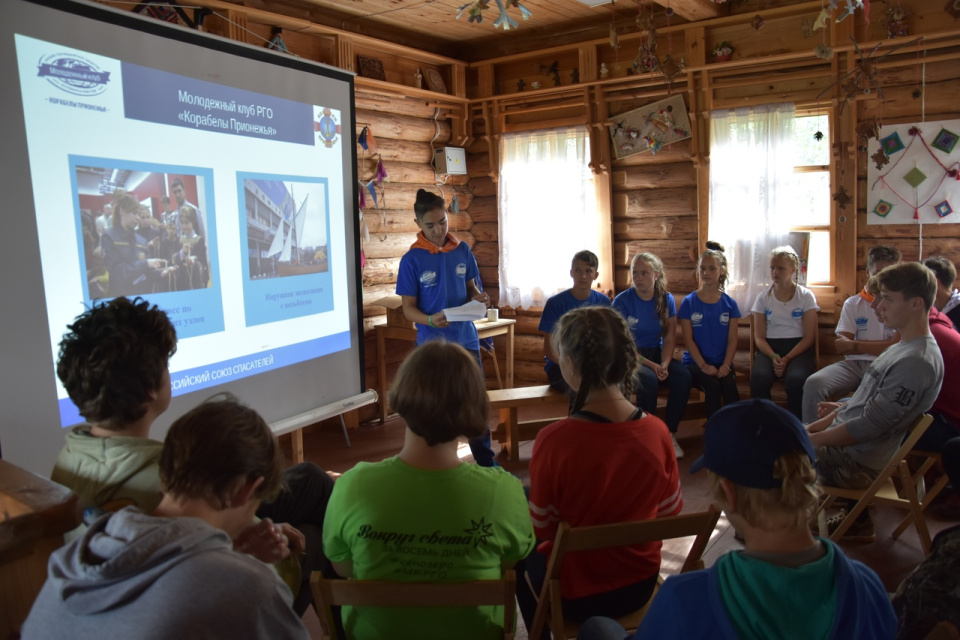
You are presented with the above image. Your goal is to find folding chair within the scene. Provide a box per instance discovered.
[816,413,935,554]
[891,448,951,543]
[309,571,517,640]
[528,506,721,640]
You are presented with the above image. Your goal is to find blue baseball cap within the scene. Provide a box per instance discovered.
[689,399,816,489]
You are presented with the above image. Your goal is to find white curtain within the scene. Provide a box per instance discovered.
[498,126,598,310]
[709,103,796,311]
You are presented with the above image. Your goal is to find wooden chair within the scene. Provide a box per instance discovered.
[309,570,517,640]
[891,448,952,544]
[528,507,721,640]
[816,413,935,554]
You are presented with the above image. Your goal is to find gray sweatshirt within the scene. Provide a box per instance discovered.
[834,335,944,471]
[21,507,309,640]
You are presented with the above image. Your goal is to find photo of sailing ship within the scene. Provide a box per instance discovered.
[243,178,329,280]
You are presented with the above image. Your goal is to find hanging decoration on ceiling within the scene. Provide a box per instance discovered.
[633,4,659,73]
[456,0,531,29]
[816,36,918,114]
[882,1,909,38]
[867,120,960,224]
[813,0,867,29]
[608,94,691,160]
[947,0,960,18]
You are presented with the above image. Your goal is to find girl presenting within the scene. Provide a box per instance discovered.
[396,189,495,466]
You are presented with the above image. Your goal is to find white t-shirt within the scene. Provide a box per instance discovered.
[751,285,819,339]
[836,291,896,362]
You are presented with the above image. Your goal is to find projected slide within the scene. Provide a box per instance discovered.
[15,33,351,427]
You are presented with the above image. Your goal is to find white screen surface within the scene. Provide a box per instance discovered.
[0,0,363,474]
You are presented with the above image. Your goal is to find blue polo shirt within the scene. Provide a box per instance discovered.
[396,242,480,351]
[538,289,610,369]
[678,291,741,367]
[613,289,677,349]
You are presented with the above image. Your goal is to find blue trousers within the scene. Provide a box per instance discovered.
[635,347,692,433]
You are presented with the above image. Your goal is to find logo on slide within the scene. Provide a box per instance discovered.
[420,270,438,287]
[37,53,110,96]
[456,263,467,278]
[315,107,340,148]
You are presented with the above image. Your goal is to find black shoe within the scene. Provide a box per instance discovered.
[818,510,876,542]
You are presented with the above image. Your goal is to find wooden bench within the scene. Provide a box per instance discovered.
[489,384,713,461]
[488,385,568,461]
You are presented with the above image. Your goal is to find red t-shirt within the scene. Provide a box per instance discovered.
[528,412,683,599]
[929,307,960,429]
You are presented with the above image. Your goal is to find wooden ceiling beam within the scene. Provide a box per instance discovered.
[649,0,722,22]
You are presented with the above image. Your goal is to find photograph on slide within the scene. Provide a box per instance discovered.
[70,156,224,338]
[238,173,333,327]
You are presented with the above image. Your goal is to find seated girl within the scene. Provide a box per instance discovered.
[322,341,534,640]
[750,246,819,419]
[517,306,683,637]
[613,251,692,458]
[678,242,741,417]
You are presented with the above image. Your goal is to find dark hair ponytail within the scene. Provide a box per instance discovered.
[414,189,445,220]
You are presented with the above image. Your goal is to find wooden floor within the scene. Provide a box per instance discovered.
[287,408,959,638]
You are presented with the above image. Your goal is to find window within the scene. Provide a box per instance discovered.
[497,126,600,310]
[787,114,832,284]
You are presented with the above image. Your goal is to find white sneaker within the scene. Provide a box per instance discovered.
[671,433,685,459]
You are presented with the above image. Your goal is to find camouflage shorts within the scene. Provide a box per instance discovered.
[815,446,879,489]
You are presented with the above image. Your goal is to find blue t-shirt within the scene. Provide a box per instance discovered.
[538,289,611,368]
[396,242,480,351]
[613,289,677,349]
[678,291,741,367]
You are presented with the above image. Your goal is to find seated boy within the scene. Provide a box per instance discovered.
[576,399,895,640]
[51,296,334,614]
[806,262,944,539]
[924,256,960,331]
[538,250,610,394]
[801,245,900,423]
[22,396,309,639]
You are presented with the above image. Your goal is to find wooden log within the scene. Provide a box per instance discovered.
[366,209,473,235]
[359,159,469,186]
[363,230,477,259]
[515,360,549,384]
[616,241,698,265]
[471,222,498,242]
[363,138,435,165]
[612,139,693,167]
[468,196,498,223]
[856,239,960,265]
[859,79,960,122]
[478,266,499,286]
[468,153,492,178]
[362,283,399,307]
[355,92,450,120]
[471,176,498,198]
[378,184,474,211]
[613,187,698,217]
[612,215,699,241]
[355,109,451,143]
[512,314,543,335]
[361,257,401,286]
[856,218,960,239]
[611,163,697,189]
[472,241,499,267]
[515,333,546,362]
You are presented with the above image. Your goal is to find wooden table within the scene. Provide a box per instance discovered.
[376,317,516,423]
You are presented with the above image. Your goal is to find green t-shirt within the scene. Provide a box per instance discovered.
[716,540,838,640]
[322,456,535,640]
